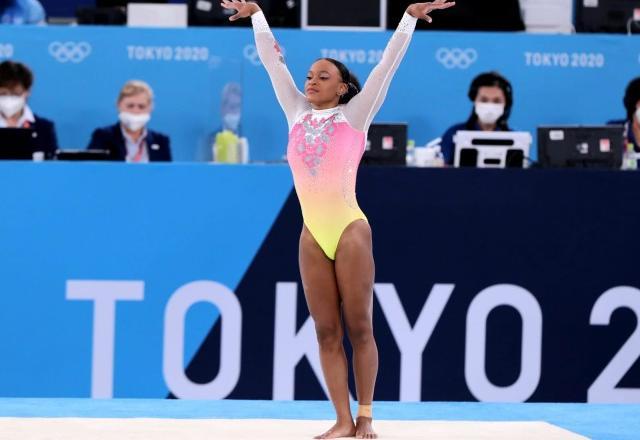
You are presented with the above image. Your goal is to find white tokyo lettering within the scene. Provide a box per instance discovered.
[465,284,543,403]
[63,278,640,403]
[126,45,210,62]
[65,280,145,398]
[588,286,640,403]
[375,283,455,402]
[320,49,382,65]
[524,51,605,68]
[164,281,242,399]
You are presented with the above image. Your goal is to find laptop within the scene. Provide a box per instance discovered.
[453,130,532,168]
[55,150,113,161]
[537,125,624,169]
[363,123,407,166]
[0,128,38,160]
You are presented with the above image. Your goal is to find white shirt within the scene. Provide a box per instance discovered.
[0,105,36,128]
[120,125,149,163]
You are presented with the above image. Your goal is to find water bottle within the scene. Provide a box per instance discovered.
[621,143,638,171]
[406,139,416,166]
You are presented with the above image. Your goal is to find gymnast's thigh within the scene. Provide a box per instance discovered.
[299,225,342,329]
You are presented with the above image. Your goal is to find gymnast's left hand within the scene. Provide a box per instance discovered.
[406,0,456,23]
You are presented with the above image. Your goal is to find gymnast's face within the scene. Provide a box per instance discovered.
[305,60,348,109]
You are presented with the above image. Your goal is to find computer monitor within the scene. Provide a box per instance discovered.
[363,123,407,166]
[576,0,640,33]
[453,130,532,168]
[0,128,37,160]
[537,125,624,169]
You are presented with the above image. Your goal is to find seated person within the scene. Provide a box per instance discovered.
[0,60,57,157]
[440,71,513,165]
[0,0,46,25]
[88,80,171,162]
[608,77,640,152]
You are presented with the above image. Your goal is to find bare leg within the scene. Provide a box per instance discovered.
[335,220,378,439]
[299,225,356,439]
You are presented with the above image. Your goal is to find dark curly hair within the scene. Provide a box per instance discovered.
[321,58,361,105]
[465,71,513,130]
[623,77,640,121]
[0,60,34,91]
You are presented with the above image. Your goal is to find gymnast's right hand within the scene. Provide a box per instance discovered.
[220,0,261,21]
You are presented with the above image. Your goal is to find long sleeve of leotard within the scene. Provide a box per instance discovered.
[251,10,307,130]
[344,13,418,133]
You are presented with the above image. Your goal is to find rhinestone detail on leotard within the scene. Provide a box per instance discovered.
[291,113,338,176]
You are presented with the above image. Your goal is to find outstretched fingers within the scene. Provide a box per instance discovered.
[429,0,456,11]
[418,0,455,23]
[220,0,235,10]
[220,0,248,10]
[220,0,255,21]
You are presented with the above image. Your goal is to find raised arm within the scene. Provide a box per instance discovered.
[344,1,455,132]
[222,1,307,130]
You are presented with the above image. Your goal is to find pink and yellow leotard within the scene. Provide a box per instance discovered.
[252,11,417,260]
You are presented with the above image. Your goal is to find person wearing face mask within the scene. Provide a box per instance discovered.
[608,77,640,154]
[440,71,513,165]
[0,0,46,25]
[221,82,242,134]
[87,80,171,162]
[0,60,58,157]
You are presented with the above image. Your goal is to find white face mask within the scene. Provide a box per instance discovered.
[475,102,505,125]
[0,94,26,118]
[223,113,241,132]
[119,112,150,132]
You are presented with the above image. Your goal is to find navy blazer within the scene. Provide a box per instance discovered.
[87,123,172,162]
[29,115,58,159]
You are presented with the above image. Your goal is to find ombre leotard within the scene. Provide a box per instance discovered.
[252,11,417,260]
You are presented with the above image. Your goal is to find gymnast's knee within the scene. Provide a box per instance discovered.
[315,322,343,350]
[346,320,374,349]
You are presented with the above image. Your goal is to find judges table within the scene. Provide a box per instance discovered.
[0,162,638,403]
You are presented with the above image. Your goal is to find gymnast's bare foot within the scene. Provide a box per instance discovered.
[313,420,357,439]
[355,416,377,439]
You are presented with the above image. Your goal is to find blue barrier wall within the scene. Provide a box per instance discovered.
[1,163,639,403]
[1,25,638,161]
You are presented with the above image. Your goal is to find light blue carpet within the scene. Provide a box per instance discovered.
[0,399,637,440]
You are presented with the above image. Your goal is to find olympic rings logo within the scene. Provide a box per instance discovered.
[48,41,92,63]
[243,43,286,67]
[243,44,262,66]
[435,48,478,69]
